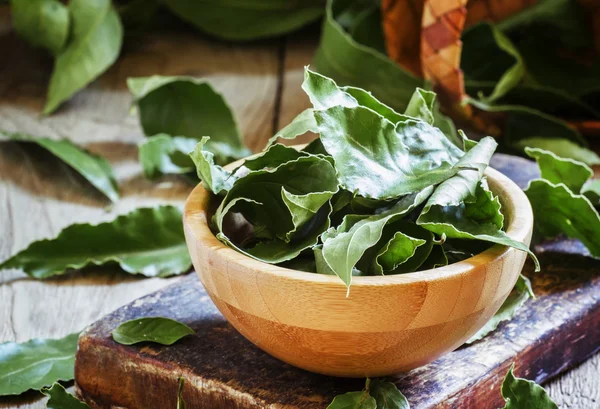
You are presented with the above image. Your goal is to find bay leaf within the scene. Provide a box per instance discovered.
[314,0,422,113]
[321,187,433,287]
[525,179,600,257]
[1,131,119,202]
[139,134,198,179]
[189,137,237,196]
[369,379,410,409]
[500,364,558,409]
[42,383,91,409]
[515,137,600,166]
[267,108,318,148]
[0,332,79,396]
[44,0,123,114]
[525,147,593,193]
[315,105,464,199]
[162,0,324,41]
[217,155,338,242]
[0,206,191,278]
[11,0,69,55]
[128,75,251,163]
[326,391,376,409]
[112,317,194,346]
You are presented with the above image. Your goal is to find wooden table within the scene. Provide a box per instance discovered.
[0,12,598,409]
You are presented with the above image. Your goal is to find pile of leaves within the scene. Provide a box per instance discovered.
[195,68,537,291]
[316,0,600,165]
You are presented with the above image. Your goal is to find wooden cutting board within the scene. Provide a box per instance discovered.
[74,154,600,409]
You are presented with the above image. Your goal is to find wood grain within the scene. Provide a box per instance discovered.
[0,9,598,408]
[73,204,600,408]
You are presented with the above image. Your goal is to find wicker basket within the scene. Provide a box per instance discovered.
[382,0,600,136]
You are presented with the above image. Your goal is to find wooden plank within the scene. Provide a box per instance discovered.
[74,156,600,409]
[0,15,280,409]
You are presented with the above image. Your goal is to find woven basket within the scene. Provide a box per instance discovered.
[382,0,600,136]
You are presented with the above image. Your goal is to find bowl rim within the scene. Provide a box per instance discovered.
[183,149,533,287]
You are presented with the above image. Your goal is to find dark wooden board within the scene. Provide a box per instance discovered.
[74,154,600,409]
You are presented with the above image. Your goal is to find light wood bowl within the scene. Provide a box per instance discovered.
[183,157,533,377]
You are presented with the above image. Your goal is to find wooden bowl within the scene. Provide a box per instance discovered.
[183,160,533,377]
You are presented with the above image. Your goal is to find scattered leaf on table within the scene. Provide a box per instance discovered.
[1,131,119,202]
[127,75,251,163]
[112,317,194,346]
[0,206,191,278]
[42,383,91,409]
[500,364,558,409]
[369,379,410,409]
[139,134,198,179]
[44,0,123,114]
[515,137,600,166]
[326,391,376,409]
[162,0,324,41]
[466,274,533,344]
[525,147,593,192]
[0,332,79,396]
[525,179,600,258]
[11,0,69,55]
[314,0,422,113]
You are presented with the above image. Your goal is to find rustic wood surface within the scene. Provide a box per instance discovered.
[0,8,598,408]
[74,183,600,408]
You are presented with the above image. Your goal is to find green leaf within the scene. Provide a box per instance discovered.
[314,0,422,113]
[1,131,119,202]
[403,88,435,124]
[162,0,324,41]
[267,108,318,147]
[112,317,194,346]
[189,137,237,196]
[369,379,410,409]
[244,143,310,171]
[217,155,338,242]
[466,274,533,343]
[302,67,406,123]
[370,222,432,275]
[417,137,539,270]
[0,206,191,278]
[139,134,198,179]
[514,137,600,166]
[282,188,336,241]
[326,391,376,409]
[127,75,251,162]
[44,0,123,114]
[316,104,464,199]
[462,22,526,103]
[177,378,185,409]
[0,332,79,396]
[11,0,69,55]
[524,147,592,192]
[42,383,91,409]
[500,364,558,409]
[582,179,600,205]
[321,188,433,287]
[525,179,600,258]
